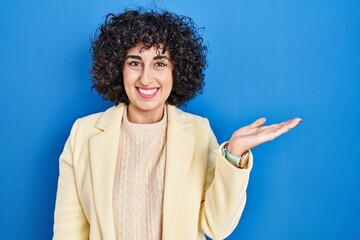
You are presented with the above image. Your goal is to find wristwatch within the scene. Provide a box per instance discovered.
[222,144,250,169]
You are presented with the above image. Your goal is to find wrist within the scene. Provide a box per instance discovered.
[226,142,246,157]
[222,142,250,169]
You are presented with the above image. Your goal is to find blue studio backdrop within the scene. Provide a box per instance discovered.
[1,0,359,239]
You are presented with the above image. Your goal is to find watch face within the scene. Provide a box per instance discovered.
[238,151,250,168]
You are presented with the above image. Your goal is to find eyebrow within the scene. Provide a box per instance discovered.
[125,55,169,61]
[154,55,169,60]
[126,55,141,60]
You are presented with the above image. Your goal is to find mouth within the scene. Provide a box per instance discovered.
[136,87,159,99]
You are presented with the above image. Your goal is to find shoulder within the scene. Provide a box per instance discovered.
[77,111,103,126]
[168,104,208,121]
[70,104,125,138]
[167,105,211,133]
[73,111,103,133]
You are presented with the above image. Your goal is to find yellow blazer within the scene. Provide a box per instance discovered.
[53,104,252,240]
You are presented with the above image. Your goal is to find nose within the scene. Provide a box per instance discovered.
[139,66,153,86]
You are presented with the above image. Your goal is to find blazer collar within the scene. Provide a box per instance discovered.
[94,103,193,129]
[89,104,195,240]
[95,104,125,131]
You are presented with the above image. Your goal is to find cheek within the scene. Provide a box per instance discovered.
[122,73,134,97]
[165,71,173,89]
[169,78,174,90]
[122,77,130,91]
[123,70,137,86]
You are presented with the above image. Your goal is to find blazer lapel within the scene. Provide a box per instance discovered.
[88,104,195,239]
[162,105,196,239]
[89,104,125,240]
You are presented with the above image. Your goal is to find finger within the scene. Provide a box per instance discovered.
[256,126,288,143]
[266,118,302,132]
[282,118,302,130]
[294,118,303,126]
[249,117,267,129]
[255,120,290,133]
[269,118,302,138]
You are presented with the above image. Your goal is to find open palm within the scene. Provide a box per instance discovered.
[227,117,302,156]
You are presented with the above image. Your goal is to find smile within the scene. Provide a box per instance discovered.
[137,87,159,98]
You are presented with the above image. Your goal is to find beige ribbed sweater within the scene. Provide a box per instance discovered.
[113,108,167,240]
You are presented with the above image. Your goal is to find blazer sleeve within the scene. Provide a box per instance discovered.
[53,119,90,240]
[198,119,253,239]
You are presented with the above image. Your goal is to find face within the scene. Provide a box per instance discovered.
[122,45,173,123]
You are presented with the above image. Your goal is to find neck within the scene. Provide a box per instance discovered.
[127,104,165,124]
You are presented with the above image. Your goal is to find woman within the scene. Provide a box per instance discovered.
[53,9,301,240]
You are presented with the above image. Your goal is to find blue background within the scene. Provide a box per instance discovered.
[1,0,359,239]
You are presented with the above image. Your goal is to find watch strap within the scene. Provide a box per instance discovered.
[222,144,250,169]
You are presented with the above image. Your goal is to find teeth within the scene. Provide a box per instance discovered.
[138,88,157,95]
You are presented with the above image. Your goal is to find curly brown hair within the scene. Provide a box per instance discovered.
[90,9,208,106]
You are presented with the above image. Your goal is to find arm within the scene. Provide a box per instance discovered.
[53,119,90,240]
[199,117,301,239]
[198,121,252,239]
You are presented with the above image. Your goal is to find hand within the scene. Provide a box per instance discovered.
[226,117,302,156]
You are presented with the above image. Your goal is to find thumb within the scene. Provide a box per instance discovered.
[249,117,267,129]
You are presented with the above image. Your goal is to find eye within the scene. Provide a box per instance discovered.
[129,61,142,67]
[155,61,167,67]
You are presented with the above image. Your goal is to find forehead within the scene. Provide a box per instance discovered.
[126,44,170,58]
